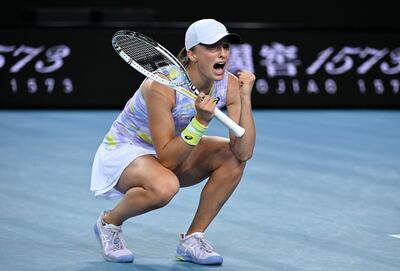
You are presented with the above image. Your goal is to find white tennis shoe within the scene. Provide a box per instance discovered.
[94,211,134,263]
[175,232,223,265]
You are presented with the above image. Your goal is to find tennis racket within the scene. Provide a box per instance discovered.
[111,30,245,137]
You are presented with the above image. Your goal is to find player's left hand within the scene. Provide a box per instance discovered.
[237,70,256,98]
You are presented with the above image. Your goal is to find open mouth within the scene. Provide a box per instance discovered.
[213,62,225,72]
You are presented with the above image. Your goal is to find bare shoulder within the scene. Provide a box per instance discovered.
[227,71,239,82]
[226,71,240,93]
[225,71,240,107]
[141,79,175,106]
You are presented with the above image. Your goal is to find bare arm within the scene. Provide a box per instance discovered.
[226,71,256,162]
[142,79,216,170]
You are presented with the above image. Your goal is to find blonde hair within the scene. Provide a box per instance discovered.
[177,47,190,67]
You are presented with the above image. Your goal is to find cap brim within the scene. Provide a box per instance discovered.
[225,33,241,44]
[201,32,241,45]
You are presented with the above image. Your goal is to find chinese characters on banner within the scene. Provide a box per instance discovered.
[0,28,399,108]
[228,42,399,107]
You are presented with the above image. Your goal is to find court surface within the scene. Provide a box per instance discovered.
[0,109,399,271]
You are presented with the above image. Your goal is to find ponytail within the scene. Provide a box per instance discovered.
[177,47,190,67]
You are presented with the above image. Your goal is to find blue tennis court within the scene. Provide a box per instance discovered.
[0,109,399,271]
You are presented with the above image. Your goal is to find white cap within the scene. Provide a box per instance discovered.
[185,19,241,50]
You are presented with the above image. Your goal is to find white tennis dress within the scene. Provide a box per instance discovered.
[90,67,229,199]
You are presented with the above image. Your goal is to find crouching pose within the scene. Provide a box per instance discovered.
[90,18,256,265]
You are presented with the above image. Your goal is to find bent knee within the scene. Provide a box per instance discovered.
[226,153,247,181]
[220,147,247,170]
[230,159,246,179]
[148,176,180,208]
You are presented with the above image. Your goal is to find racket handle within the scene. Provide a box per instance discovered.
[214,107,246,137]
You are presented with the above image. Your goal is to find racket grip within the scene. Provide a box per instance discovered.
[214,107,245,137]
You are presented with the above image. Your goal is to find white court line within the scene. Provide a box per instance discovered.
[389,234,400,239]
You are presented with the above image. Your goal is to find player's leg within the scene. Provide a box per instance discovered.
[95,155,180,262]
[173,136,246,265]
[104,154,180,226]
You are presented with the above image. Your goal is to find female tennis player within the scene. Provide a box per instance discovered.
[90,18,256,265]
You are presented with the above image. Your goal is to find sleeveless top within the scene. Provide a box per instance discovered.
[102,66,230,151]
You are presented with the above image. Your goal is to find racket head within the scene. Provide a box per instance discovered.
[112,30,188,88]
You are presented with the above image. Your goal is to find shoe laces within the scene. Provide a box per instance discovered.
[193,234,214,253]
[106,225,126,251]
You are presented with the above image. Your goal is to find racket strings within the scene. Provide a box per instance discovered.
[116,36,175,75]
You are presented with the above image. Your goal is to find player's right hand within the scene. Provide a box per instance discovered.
[195,92,216,126]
